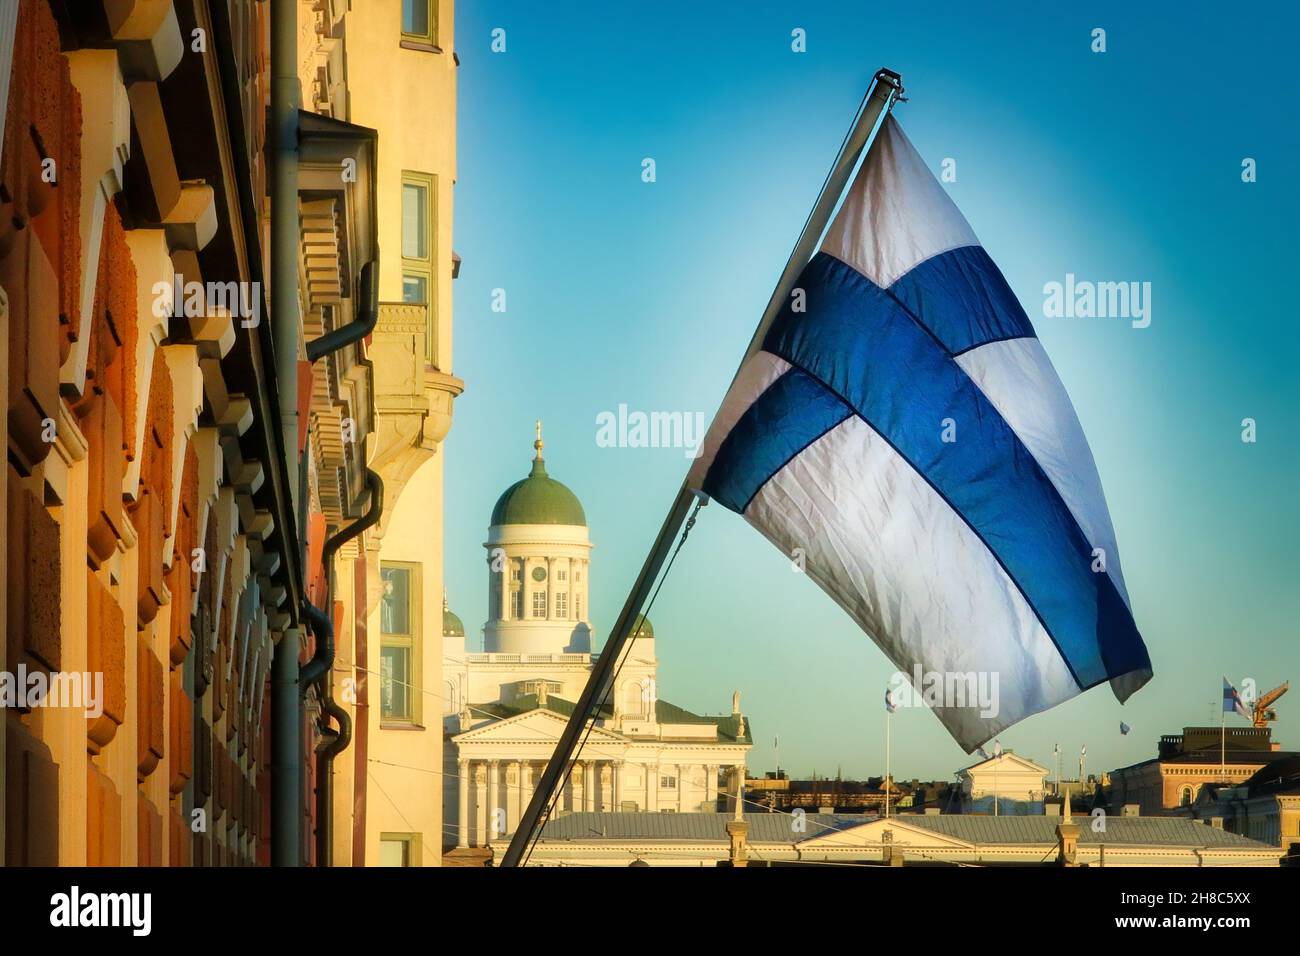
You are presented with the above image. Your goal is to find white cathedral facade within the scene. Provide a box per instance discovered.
[441,431,752,850]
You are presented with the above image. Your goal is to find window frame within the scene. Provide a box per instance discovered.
[401,170,437,363]
[378,832,421,867]
[400,0,438,47]
[379,560,423,726]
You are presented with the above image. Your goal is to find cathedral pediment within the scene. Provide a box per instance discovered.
[452,707,628,747]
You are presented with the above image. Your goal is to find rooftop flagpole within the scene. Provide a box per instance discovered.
[500,68,905,867]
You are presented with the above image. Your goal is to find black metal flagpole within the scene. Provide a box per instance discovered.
[500,68,905,867]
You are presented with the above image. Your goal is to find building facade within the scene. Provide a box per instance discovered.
[442,435,751,858]
[1,0,458,867]
[1108,726,1296,817]
[298,0,462,869]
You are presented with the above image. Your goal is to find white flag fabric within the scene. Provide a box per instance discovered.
[688,115,1152,751]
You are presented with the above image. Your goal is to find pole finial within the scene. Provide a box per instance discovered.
[534,419,544,460]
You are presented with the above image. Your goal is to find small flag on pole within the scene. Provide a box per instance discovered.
[1053,742,1060,755]
[993,740,1003,758]
[885,687,897,714]
[688,114,1152,752]
[1223,677,1251,720]
[1119,721,1131,735]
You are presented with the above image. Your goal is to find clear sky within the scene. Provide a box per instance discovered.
[443,0,1299,782]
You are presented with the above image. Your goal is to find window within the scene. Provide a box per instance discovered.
[401,0,436,44]
[510,565,521,582]
[510,589,523,619]
[380,563,421,724]
[661,775,677,789]
[576,596,584,619]
[401,171,436,362]
[555,592,567,617]
[557,568,567,582]
[532,590,547,618]
[379,833,420,867]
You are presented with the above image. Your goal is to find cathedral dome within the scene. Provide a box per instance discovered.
[490,430,586,527]
[443,605,465,638]
[631,616,653,640]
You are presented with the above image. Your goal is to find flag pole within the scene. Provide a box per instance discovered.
[885,709,892,819]
[500,68,905,867]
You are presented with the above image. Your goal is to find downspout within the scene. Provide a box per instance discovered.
[269,0,302,868]
[302,469,383,866]
[300,260,381,865]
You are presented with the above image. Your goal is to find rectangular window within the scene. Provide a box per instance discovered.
[532,590,547,618]
[401,0,436,44]
[379,833,420,867]
[555,592,567,617]
[511,589,523,619]
[557,568,567,582]
[380,562,421,724]
[401,171,437,363]
[576,596,583,619]
[661,775,677,789]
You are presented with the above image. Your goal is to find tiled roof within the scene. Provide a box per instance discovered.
[535,812,863,844]
[904,815,1272,848]
[530,812,1277,850]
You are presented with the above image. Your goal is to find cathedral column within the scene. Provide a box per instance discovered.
[706,764,718,812]
[499,560,510,621]
[506,761,520,834]
[583,761,596,812]
[613,760,624,810]
[521,761,535,816]
[486,760,500,840]
[457,759,470,847]
[546,557,554,619]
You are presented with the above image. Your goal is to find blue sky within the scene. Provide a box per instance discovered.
[443,1,1299,782]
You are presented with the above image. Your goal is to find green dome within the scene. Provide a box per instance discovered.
[490,456,586,527]
[631,616,653,640]
[443,607,465,637]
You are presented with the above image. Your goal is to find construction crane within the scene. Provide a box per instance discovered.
[1252,682,1289,728]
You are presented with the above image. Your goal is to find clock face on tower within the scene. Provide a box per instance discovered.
[531,566,547,582]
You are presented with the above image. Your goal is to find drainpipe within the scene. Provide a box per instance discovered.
[269,0,301,867]
[302,469,383,866]
[298,260,381,865]
[307,260,378,361]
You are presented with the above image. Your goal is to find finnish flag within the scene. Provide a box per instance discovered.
[689,116,1152,751]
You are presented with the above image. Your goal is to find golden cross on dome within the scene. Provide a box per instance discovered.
[534,419,544,459]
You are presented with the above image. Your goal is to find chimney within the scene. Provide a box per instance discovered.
[1122,804,1140,817]
[924,807,941,816]
[1209,817,1224,829]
